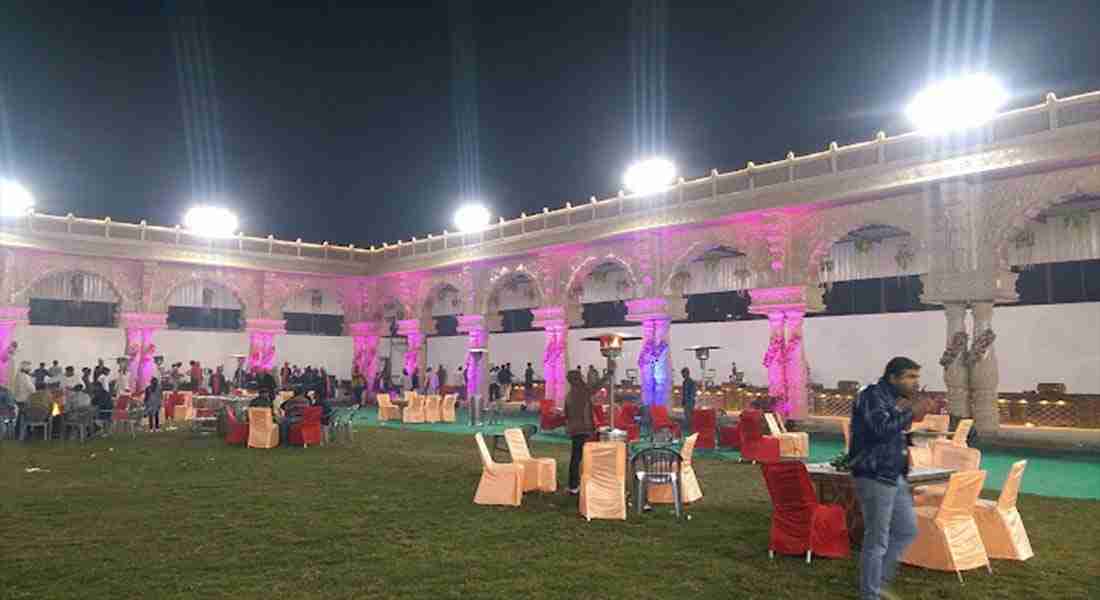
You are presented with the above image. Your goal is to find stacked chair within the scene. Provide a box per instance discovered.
[247,408,279,449]
[377,393,403,422]
[473,433,523,506]
[504,427,556,493]
[760,461,849,562]
[763,412,809,459]
[902,470,992,582]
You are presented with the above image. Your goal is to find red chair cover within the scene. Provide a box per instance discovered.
[224,408,249,445]
[760,462,849,559]
[650,405,681,438]
[613,403,640,441]
[719,423,740,449]
[692,408,717,449]
[539,399,567,431]
[738,409,780,463]
[112,395,131,422]
[165,392,183,419]
[592,404,611,430]
[288,406,323,446]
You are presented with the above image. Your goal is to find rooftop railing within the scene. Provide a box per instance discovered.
[4,90,1099,269]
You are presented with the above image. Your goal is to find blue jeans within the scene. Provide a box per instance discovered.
[854,476,918,600]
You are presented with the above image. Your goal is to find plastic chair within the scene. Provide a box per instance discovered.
[738,409,781,463]
[247,408,279,449]
[692,408,717,449]
[902,470,991,581]
[289,406,323,447]
[63,407,95,442]
[649,405,681,440]
[579,441,627,521]
[324,407,357,444]
[764,412,809,458]
[648,432,703,506]
[914,444,982,507]
[974,460,1033,561]
[504,427,557,492]
[632,447,684,518]
[440,394,457,423]
[377,393,402,421]
[760,462,850,562]
[20,404,52,442]
[592,404,611,430]
[473,433,523,507]
[539,399,566,431]
[222,407,249,445]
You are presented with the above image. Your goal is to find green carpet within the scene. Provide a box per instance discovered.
[352,406,1100,500]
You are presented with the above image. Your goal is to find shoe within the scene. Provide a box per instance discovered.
[880,586,903,600]
[567,488,579,495]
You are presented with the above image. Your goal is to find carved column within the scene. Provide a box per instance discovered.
[942,302,971,418]
[245,319,286,373]
[749,286,823,420]
[0,306,29,387]
[532,306,571,408]
[969,301,1000,432]
[349,321,383,393]
[119,312,167,392]
[396,318,426,381]
[626,297,677,408]
[456,314,491,401]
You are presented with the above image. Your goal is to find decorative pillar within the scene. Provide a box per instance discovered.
[941,302,971,418]
[245,319,286,373]
[396,319,426,381]
[349,321,383,392]
[749,286,823,420]
[626,297,674,408]
[532,306,570,408]
[119,312,167,393]
[0,306,29,387]
[456,314,491,401]
[969,302,1000,432]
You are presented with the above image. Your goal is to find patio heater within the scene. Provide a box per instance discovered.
[231,354,248,388]
[582,333,641,441]
[684,345,720,389]
[467,347,487,427]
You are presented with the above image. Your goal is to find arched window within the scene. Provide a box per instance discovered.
[167,282,242,330]
[28,272,119,327]
[284,288,343,335]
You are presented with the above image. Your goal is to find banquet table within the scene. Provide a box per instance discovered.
[806,463,955,545]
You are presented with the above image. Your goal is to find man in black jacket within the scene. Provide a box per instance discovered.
[850,357,931,600]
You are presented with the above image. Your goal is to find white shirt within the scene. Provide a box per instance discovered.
[13,371,35,404]
[97,374,109,392]
[63,374,80,390]
[67,391,92,409]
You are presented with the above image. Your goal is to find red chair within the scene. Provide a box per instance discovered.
[613,403,640,441]
[650,405,681,439]
[539,399,567,431]
[719,421,741,449]
[223,408,249,445]
[592,404,611,430]
[760,462,849,561]
[288,406,323,447]
[692,408,717,449]
[165,392,182,420]
[738,409,780,463]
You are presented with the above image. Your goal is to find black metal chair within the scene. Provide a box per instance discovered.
[20,404,51,441]
[491,424,538,461]
[631,447,684,518]
[63,407,95,442]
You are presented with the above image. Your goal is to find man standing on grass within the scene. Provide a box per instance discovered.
[849,357,932,600]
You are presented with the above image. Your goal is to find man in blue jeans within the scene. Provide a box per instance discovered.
[849,357,931,600]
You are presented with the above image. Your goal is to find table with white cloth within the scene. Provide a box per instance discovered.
[806,463,955,545]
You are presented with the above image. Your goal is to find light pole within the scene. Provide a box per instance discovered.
[623,158,677,196]
[906,74,1008,134]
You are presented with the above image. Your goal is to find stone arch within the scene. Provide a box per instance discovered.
[800,196,927,283]
[480,264,546,316]
[422,281,463,317]
[14,266,135,312]
[563,254,640,304]
[280,285,348,317]
[161,277,250,320]
[661,231,748,296]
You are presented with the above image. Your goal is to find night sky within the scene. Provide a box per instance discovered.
[2,1,1099,248]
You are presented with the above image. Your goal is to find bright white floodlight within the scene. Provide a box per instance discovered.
[0,178,35,217]
[184,206,239,238]
[623,157,677,195]
[906,74,1008,134]
[453,203,491,233]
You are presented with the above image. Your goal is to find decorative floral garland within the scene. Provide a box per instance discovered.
[762,335,786,368]
[939,331,969,368]
[966,329,997,366]
[0,341,18,367]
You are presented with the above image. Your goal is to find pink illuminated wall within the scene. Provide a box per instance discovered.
[245,319,285,372]
[0,307,28,387]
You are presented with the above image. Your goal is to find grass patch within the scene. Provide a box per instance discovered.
[1,427,1097,599]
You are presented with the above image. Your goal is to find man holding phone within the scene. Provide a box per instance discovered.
[849,357,932,600]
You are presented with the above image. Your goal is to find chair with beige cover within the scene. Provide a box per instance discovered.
[504,427,557,492]
[913,413,950,432]
[974,460,1033,561]
[473,433,523,506]
[440,394,457,423]
[649,432,703,505]
[764,412,809,458]
[176,392,195,421]
[950,419,974,447]
[840,417,851,451]
[402,392,426,424]
[377,393,402,421]
[423,395,442,423]
[247,407,279,449]
[902,470,991,582]
[913,443,982,507]
[579,441,627,521]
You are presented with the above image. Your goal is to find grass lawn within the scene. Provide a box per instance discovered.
[2,426,1097,600]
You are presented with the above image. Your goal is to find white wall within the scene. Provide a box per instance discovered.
[14,302,1100,392]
